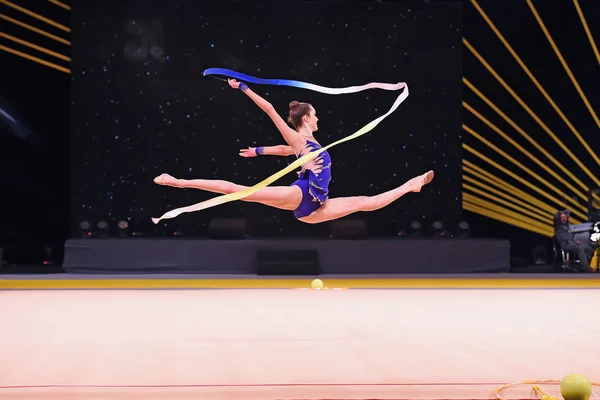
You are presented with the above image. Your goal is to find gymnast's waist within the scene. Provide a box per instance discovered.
[298,169,331,179]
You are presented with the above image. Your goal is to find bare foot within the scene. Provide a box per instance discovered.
[154,173,180,187]
[408,170,434,193]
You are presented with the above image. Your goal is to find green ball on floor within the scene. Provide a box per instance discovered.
[561,373,592,400]
[311,279,324,289]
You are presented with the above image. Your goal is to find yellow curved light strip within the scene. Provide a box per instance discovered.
[462,200,553,237]
[464,124,587,215]
[462,176,550,222]
[463,193,552,231]
[0,0,70,33]
[463,143,587,221]
[463,77,600,206]
[0,13,70,46]
[463,202,553,237]
[526,0,600,131]
[463,77,591,195]
[573,0,600,65]
[0,32,69,61]
[463,200,553,237]
[464,166,550,215]
[48,0,70,11]
[468,0,600,171]
[463,162,580,223]
[0,43,70,73]
[463,185,550,224]
[463,38,600,187]
[463,96,588,201]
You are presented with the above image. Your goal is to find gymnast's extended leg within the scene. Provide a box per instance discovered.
[154,173,301,211]
[299,170,434,224]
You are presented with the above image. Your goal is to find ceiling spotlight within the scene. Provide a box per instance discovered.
[458,220,470,237]
[96,220,110,238]
[117,220,129,237]
[79,220,92,238]
[410,220,422,237]
[432,220,450,238]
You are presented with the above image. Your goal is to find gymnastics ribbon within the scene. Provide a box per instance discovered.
[151,68,409,224]
[493,379,600,400]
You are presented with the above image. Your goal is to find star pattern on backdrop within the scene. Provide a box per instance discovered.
[71,1,462,236]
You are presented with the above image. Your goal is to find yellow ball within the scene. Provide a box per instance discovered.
[560,373,592,400]
[311,279,324,289]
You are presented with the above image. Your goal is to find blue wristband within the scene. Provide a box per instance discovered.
[239,82,249,92]
[255,146,264,155]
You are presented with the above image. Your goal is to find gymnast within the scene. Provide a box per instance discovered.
[154,78,434,224]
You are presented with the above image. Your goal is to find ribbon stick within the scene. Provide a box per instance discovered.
[151,68,409,224]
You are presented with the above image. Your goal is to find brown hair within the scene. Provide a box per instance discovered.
[287,101,313,130]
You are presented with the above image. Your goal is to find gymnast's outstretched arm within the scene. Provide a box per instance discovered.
[239,145,294,158]
[228,79,304,153]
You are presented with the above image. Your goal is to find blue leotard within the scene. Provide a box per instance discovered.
[289,139,332,218]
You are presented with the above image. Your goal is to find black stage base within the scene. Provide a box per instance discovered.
[63,238,510,275]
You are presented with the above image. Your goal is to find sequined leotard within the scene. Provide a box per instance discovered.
[289,139,332,218]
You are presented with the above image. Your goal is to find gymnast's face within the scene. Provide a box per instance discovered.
[304,107,319,132]
[560,212,568,224]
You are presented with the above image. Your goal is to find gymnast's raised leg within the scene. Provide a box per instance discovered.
[154,173,302,211]
[299,170,434,224]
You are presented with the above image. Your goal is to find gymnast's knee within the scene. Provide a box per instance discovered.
[221,180,246,194]
[359,196,378,212]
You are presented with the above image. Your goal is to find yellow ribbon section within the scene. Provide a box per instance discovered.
[152,82,408,223]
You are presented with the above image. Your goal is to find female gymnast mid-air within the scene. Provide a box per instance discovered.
[154,79,434,224]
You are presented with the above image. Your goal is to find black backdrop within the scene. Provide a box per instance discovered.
[6,0,592,263]
[70,0,464,237]
[0,0,70,264]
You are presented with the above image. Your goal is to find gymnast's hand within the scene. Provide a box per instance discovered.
[228,79,241,89]
[239,147,257,157]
